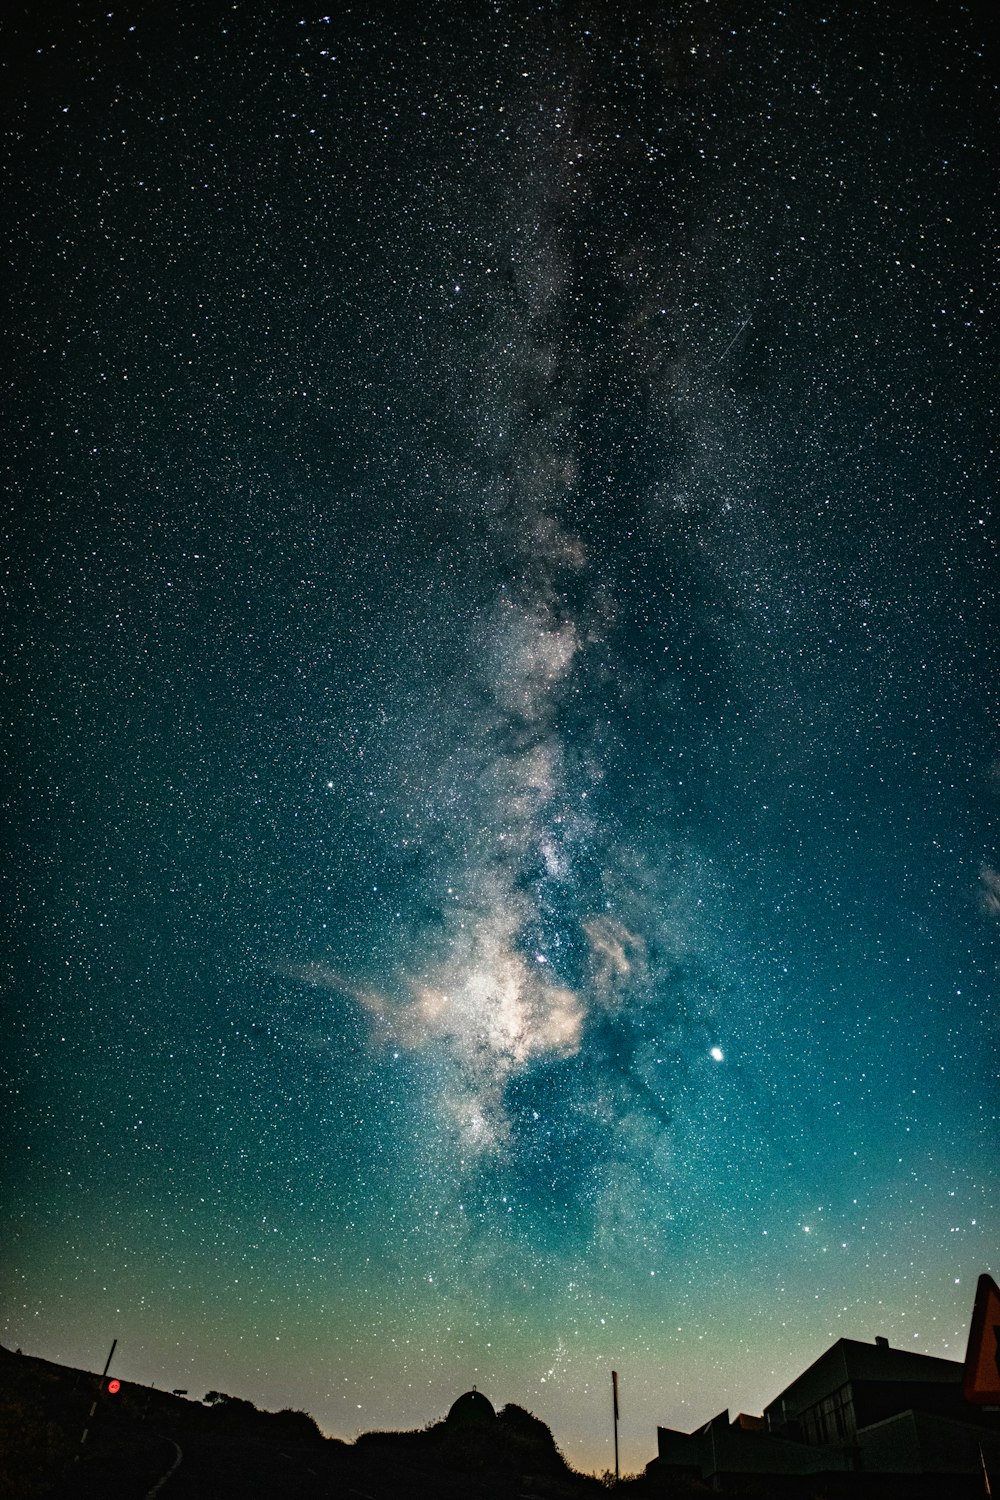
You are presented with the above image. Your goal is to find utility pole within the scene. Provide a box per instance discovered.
[612,1369,620,1483]
[78,1339,117,1455]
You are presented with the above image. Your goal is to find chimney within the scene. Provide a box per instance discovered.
[875,1336,889,1349]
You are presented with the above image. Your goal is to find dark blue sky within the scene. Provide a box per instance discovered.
[3,0,997,1473]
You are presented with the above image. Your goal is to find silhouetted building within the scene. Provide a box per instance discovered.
[446,1387,496,1427]
[650,1336,1000,1495]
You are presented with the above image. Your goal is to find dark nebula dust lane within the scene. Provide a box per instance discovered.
[2,0,997,1474]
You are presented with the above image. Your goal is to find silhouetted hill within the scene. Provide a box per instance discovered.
[0,1345,612,1499]
[352,1399,580,1492]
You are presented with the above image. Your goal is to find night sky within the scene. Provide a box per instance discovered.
[3,0,997,1476]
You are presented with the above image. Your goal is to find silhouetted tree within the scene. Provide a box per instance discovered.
[267,1408,324,1444]
[202,1391,259,1427]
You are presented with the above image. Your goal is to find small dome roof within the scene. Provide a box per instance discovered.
[446,1387,496,1426]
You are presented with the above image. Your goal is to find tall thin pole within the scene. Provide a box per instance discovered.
[612,1369,619,1483]
[100,1339,118,1381]
[79,1339,117,1455]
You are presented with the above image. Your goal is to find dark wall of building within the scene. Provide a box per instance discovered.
[765,1341,967,1448]
[858,1409,1000,1478]
[786,1377,971,1451]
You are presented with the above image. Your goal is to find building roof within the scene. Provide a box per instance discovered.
[765,1338,963,1422]
[446,1388,496,1427]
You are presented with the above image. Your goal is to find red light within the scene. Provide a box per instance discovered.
[108,1379,121,1394]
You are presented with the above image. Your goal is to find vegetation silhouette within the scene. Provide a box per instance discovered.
[356,1396,573,1485]
[0,1348,621,1499]
[202,1389,324,1444]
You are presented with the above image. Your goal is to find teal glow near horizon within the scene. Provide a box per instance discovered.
[3,0,997,1476]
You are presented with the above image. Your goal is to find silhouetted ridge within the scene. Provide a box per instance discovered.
[0,1349,603,1500]
[353,1397,572,1487]
[202,1390,324,1443]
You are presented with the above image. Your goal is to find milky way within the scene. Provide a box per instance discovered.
[3,0,997,1473]
[296,70,723,1161]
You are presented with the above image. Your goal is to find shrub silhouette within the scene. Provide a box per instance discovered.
[498,1403,568,1473]
[266,1407,324,1444]
[202,1392,260,1429]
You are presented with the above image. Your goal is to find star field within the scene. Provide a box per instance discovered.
[2,0,997,1475]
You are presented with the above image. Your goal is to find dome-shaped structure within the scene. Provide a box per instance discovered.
[446,1387,496,1427]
